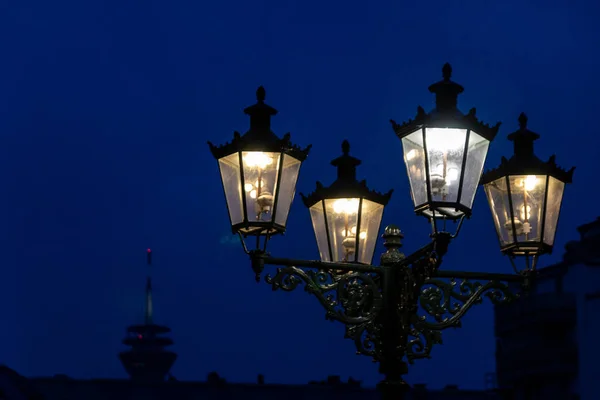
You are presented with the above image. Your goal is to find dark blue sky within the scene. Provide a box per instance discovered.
[0,0,598,390]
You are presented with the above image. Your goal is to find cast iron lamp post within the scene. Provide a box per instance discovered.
[208,64,574,399]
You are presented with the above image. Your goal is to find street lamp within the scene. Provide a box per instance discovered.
[208,66,573,399]
[208,86,311,251]
[301,140,393,264]
[391,63,501,224]
[481,112,575,271]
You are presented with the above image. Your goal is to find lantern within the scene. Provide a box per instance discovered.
[391,64,501,220]
[301,140,393,264]
[480,113,574,257]
[208,87,311,238]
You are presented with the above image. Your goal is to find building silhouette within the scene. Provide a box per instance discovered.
[495,216,600,399]
[0,367,501,400]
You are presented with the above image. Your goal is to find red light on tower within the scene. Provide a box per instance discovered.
[147,249,152,265]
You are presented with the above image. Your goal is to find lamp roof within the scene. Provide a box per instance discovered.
[208,87,311,161]
[481,113,575,184]
[301,140,393,207]
[391,64,501,141]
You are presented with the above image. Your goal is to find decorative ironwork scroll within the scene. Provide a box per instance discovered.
[259,252,526,368]
[406,320,443,363]
[418,277,520,330]
[265,266,383,325]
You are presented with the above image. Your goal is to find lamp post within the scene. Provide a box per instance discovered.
[208,66,574,399]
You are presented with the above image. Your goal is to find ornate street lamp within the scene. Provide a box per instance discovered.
[391,63,501,225]
[209,67,574,400]
[208,87,311,250]
[481,113,575,271]
[301,140,393,264]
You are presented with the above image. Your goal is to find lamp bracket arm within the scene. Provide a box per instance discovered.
[415,270,527,331]
[263,265,383,325]
[261,255,382,273]
[248,250,382,281]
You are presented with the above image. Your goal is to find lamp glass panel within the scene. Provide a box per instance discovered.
[543,177,565,247]
[218,152,244,225]
[425,128,468,204]
[324,198,361,263]
[483,177,514,246]
[241,151,281,223]
[274,154,302,226]
[460,131,489,208]
[508,174,547,243]
[401,129,427,206]
[309,201,330,262]
[356,199,385,264]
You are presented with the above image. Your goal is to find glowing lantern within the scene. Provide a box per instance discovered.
[392,64,501,220]
[481,113,574,257]
[301,140,392,264]
[209,87,311,239]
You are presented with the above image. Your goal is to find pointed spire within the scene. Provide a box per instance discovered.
[518,112,528,129]
[144,249,154,325]
[145,249,153,325]
[145,278,153,325]
[256,86,266,102]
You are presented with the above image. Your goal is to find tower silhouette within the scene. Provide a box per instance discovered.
[119,249,177,382]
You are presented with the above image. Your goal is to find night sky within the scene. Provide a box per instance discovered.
[1,0,598,391]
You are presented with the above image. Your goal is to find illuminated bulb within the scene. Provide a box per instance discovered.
[520,205,532,221]
[254,179,266,188]
[342,226,359,237]
[244,183,253,192]
[359,231,367,239]
[333,199,360,215]
[516,175,538,191]
[435,164,445,175]
[406,149,416,161]
[244,152,273,169]
[446,168,459,182]
[524,175,537,191]
[250,189,257,199]
[433,164,458,183]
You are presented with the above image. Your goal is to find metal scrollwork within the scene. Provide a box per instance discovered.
[418,277,520,330]
[265,266,383,325]
[406,320,443,363]
[345,321,381,359]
